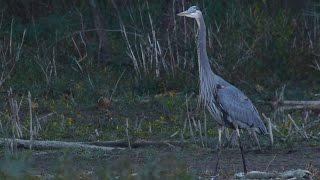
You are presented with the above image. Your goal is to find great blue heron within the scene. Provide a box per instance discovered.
[177,6,267,174]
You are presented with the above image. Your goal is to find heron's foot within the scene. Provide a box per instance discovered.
[210,174,219,180]
[213,145,222,176]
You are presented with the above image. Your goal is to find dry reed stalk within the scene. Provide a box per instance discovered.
[182,0,187,68]
[204,110,208,147]
[287,114,309,139]
[262,113,274,147]
[181,117,187,141]
[28,91,33,149]
[148,122,152,134]
[110,69,126,101]
[198,119,204,147]
[121,22,140,75]
[8,88,23,139]
[185,94,195,143]
[0,21,26,88]
[126,118,132,149]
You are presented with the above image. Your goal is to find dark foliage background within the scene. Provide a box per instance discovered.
[0,0,319,98]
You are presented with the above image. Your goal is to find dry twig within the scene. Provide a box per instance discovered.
[287,114,309,139]
[262,113,274,146]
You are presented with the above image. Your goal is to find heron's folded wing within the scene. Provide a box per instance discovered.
[217,86,267,133]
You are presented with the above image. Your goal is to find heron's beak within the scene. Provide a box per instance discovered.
[177,11,188,17]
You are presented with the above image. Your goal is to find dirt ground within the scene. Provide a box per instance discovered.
[26,145,320,179]
[194,146,320,179]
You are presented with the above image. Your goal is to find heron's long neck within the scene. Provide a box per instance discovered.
[196,15,214,76]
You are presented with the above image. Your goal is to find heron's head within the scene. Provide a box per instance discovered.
[177,6,201,19]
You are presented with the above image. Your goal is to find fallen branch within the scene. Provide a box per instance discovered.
[276,100,320,110]
[0,138,124,151]
[85,139,185,148]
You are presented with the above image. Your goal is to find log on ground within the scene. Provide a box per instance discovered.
[0,138,124,151]
[277,100,320,110]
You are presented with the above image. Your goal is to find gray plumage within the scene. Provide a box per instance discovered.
[178,6,267,135]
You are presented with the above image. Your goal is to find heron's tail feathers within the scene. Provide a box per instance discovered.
[257,122,268,135]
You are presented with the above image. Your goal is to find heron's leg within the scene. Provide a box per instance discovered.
[252,130,261,151]
[236,127,248,174]
[214,126,223,175]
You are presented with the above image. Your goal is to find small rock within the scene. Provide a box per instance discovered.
[245,171,277,179]
[280,169,311,179]
[234,172,246,179]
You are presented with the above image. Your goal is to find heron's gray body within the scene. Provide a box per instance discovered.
[195,7,267,134]
[178,6,266,173]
